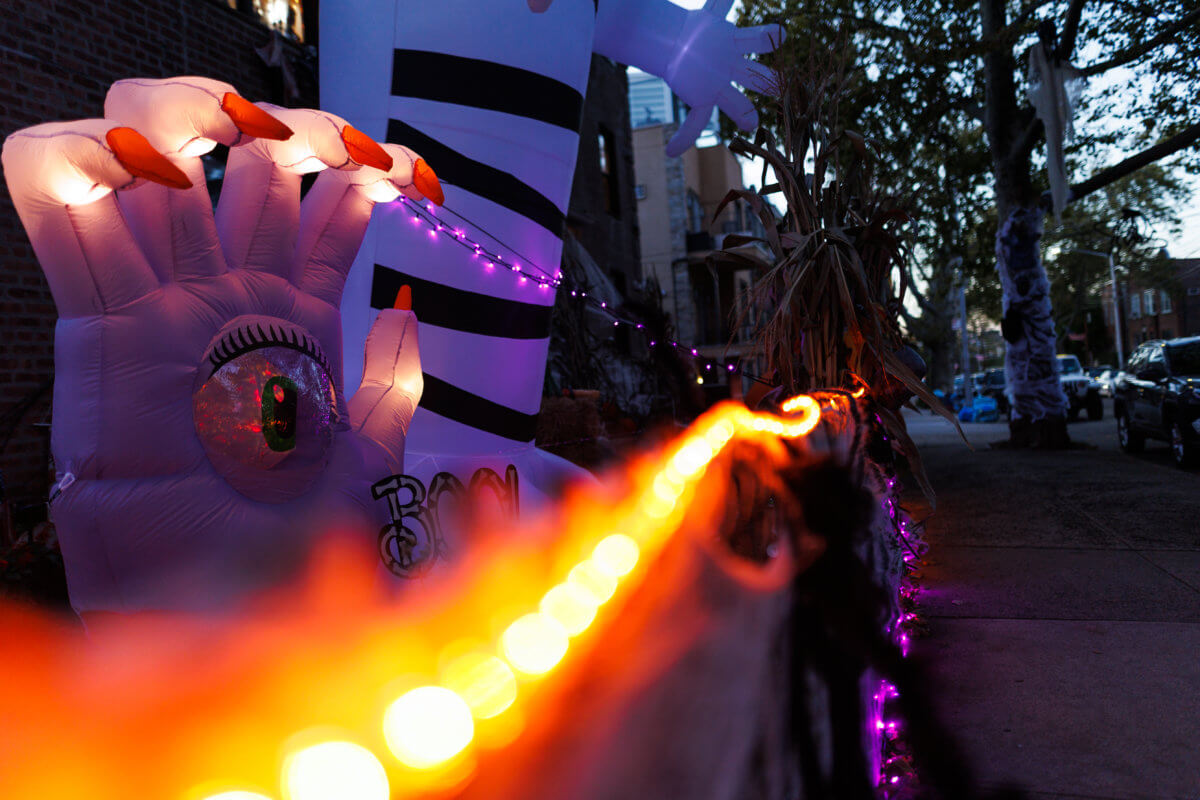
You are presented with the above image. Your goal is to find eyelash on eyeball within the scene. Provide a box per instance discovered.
[207,322,332,380]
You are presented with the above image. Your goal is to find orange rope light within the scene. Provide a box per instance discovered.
[0,396,826,800]
[291,396,824,791]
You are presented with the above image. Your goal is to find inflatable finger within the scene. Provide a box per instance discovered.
[105,77,292,281]
[348,288,423,472]
[216,106,388,279]
[2,120,172,317]
[294,143,441,305]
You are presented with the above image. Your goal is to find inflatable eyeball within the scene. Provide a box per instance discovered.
[193,318,338,502]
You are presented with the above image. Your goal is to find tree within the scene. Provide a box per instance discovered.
[1041,164,1189,358]
[739,0,1200,445]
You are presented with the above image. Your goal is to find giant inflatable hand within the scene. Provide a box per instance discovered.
[1,77,439,613]
[593,0,782,156]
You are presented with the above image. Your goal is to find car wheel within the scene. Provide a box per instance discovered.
[1087,394,1103,421]
[1170,422,1197,468]
[1117,411,1144,453]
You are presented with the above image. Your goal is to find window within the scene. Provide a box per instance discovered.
[228,0,306,40]
[1130,293,1141,319]
[1160,290,1172,315]
[1144,346,1167,379]
[1143,289,1156,316]
[597,127,619,217]
[1127,348,1146,373]
[686,189,704,232]
[634,184,647,200]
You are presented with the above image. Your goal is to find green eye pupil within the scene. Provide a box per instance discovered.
[261,375,299,452]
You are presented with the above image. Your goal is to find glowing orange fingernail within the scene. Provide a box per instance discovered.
[394,285,412,311]
[105,127,192,189]
[413,159,444,206]
[221,93,294,140]
[341,125,393,171]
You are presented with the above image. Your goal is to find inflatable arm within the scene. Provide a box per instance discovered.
[2,77,439,612]
[591,0,783,156]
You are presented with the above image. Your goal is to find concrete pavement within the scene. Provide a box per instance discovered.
[906,402,1200,800]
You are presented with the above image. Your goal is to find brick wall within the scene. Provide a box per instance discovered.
[0,0,316,510]
[567,55,642,294]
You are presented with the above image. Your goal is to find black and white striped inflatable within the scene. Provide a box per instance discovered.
[321,0,780,563]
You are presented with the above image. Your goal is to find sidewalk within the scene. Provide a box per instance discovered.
[906,404,1200,800]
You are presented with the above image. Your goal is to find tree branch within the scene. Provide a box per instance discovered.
[947,95,986,123]
[1008,108,1043,163]
[1079,8,1200,78]
[1055,0,1089,60]
[1067,121,1200,203]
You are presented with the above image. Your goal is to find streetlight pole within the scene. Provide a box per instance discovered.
[1072,248,1123,370]
[952,256,973,407]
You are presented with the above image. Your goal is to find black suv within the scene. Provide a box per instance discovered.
[1114,337,1200,468]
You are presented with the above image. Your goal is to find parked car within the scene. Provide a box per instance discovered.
[1096,368,1120,397]
[1057,354,1103,421]
[949,373,985,411]
[981,368,1009,414]
[1114,337,1200,468]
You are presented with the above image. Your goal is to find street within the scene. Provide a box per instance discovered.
[906,401,1200,800]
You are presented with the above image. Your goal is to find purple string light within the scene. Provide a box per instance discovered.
[391,196,744,377]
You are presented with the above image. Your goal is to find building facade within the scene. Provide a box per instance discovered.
[567,56,642,297]
[632,121,771,391]
[1101,258,1200,358]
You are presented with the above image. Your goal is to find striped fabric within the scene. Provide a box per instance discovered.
[374,1,598,450]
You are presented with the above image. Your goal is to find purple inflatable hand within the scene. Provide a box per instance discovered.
[1,77,436,613]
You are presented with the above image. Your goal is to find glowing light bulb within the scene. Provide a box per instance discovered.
[652,471,683,504]
[179,136,217,157]
[282,741,388,800]
[705,420,735,449]
[287,155,328,174]
[567,561,617,604]
[361,180,401,203]
[592,534,639,577]
[696,375,704,384]
[202,793,273,800]
[781,395,816,414]
[383,686,475,769]
[540,582,598,636]
[440,652,518,719]
[54,177,113,206]
[671,439,713,478]
[501,613,569,676]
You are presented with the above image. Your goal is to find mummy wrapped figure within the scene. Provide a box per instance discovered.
[323,0,782,571]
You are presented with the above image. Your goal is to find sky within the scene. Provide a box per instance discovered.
[658,0,1200,260]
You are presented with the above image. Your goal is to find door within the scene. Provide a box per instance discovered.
[1124,348,1149,427]
[1141,345,1168,430]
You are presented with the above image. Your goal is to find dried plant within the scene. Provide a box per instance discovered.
[714,40,963,500]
